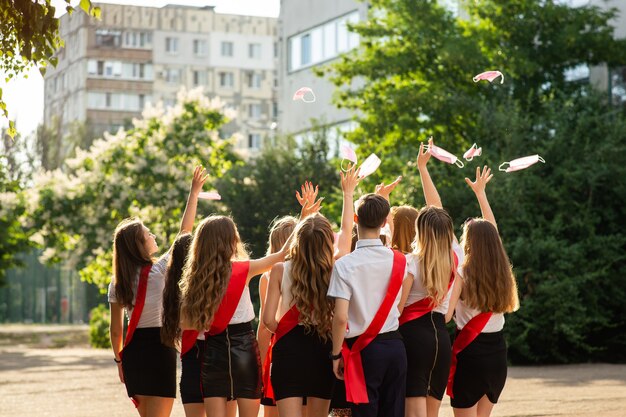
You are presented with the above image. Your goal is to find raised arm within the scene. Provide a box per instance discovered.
[179,165,208,234]
[262,264,283,333]
[464,166,497,228]
[375,175,402,241]
[417,137,443,208]
[335,165,361,259]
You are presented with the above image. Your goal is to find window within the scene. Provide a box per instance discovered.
[248,103,262,119]
[97,61,104,75]
[139,94,145,110]
[165,37,179,54]
[221,41,234,57]
[124,31,152,48]
[193,39,207,56]
[88,60,97,75]
[272,101,278,118]
[249,43,261,59]
[95,29,121,47]
[87,92,152,111]
[164,68,181,84]
[247,72,262,88]
[288,11,360,72]
[219,72,234,87]
[193,70,208,86]
[248,133,261,149]
[105,93,112,108]
[273,42,279,58]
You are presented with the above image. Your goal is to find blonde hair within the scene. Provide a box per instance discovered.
[267,216,298,255]
[179,216,248,331]
[288,214,335,340]
[412,206,454,307]
[391,205,419,254]
[461,219,519,313]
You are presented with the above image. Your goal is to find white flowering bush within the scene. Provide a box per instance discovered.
[27,88,240,290]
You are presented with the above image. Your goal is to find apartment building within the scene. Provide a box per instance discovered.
[43,3,278,155]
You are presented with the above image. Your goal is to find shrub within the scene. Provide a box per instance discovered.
[89,304,111,349]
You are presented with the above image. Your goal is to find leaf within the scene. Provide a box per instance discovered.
[7,121,17,139]
[39,66,47,77]
[92,6,101,19]
[66,6,74,15]
[79,0,91,14]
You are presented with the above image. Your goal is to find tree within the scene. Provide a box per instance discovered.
[26,88,239,290]
[319,0,626,363]
[0,0,100,138]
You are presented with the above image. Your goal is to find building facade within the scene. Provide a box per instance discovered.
[44,3,278,155]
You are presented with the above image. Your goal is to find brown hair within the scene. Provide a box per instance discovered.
[391,205,419,254]
[461,219,519,313]
[356,194,390,229]
[179,216,248,331]
[413,206,454,306]
[288,214,335,340]
[161,233,192,348]
[112,218,153,308]
[267,216,298,255]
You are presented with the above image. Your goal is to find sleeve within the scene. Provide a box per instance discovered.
[405,254,417,279]
[452,241,465,278]
[107,280,117,303]
[327,263,352,301]
[153,253,170,277]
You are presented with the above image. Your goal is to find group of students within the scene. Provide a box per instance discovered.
[108,137,519,417]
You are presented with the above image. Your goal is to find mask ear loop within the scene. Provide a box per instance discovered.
[538,156,546,163]
[499,162,510,172]
[464,143,478,161]
[340,159,353,172]
[454,159,465,168]
[302,91,317,103]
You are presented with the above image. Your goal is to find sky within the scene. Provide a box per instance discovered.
[0,0,280,137]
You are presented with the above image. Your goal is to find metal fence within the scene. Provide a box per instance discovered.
[0,252,106,323]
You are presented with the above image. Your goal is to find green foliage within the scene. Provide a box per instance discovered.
[88,304,111,349]
[0,0,100,138]
[321,0,626,363]
[27,89,240,291]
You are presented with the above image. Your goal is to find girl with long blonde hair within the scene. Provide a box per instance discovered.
[446,166,519,417]
[398,139,464,417]
[263,213,337,417]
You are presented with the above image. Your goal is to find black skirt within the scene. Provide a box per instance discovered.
[201,321,262,400]
[270,325,335,401]
[180,339,204,404]
[449,330,507,409]
[399,312,451,400]
[121,327,177,398]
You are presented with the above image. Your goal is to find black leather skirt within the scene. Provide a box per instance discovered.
[201,321,262,399]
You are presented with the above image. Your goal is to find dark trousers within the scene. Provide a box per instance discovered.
[349,337,407,417]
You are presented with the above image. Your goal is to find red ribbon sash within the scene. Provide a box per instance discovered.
[399,252,458,325]
[208,261,250,335]
[446,311,493,398]
[262,304,300,401]
[180,329,199,357]
[342,250,406,404]
[120,264,151,408]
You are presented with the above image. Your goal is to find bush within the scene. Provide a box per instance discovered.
[89,304,111,349]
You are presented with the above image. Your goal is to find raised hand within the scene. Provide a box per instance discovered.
[300,196,324,218]
[341,164,360,196]
[190,165,208,195]
[375,176,402,201]
[417,136,433,170]
[296,180,319,208]
[465,165,493,195]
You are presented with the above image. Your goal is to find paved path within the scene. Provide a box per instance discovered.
[0,325,625,416]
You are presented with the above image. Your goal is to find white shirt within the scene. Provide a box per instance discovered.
[327,239,409,338]
[107,254,169,328]
[454,299,505,333]
[277,261,295,320]
[405,241,464,314]
[229,263,255,324]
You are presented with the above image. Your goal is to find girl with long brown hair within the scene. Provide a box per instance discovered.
[109,165,207,417]
[398,139,464,417]
[262,213,337,417]
[179,194,320,417]
[257,215,298,417]
[446,166,519,417]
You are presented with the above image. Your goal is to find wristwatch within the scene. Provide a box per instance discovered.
[330,352,342,360]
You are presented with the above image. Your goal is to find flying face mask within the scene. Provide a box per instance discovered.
[358,153,382,178]
[473,70,504,84]
[427,144,465,168]
[463,143,482,161]
[499,155,545,172]
[293,87,316,103]
[340,145,359,171]
[198,191,222,200]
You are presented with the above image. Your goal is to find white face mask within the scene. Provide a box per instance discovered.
[427,144,464,168]
[358,153,381,178]
[499,155,545,172]
[463,143,482,161]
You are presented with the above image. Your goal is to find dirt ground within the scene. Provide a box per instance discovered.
[0,325,625,417]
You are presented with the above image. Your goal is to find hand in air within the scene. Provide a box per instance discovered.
[297,181,324,218]
[341,164,361,196]
[375,176,402,201]
[190,165,209,195]
[465,165,493,195]
[416,136,433,169]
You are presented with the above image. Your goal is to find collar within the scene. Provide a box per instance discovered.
[355,239,384,249]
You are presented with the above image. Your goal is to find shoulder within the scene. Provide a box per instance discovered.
[151,253,170,277]
[270,262,285,277]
